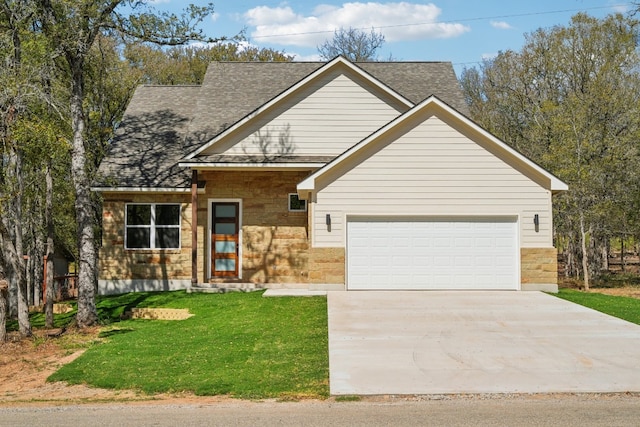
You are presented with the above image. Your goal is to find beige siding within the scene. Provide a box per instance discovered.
[312,115,553,249]
[217,71,405,157]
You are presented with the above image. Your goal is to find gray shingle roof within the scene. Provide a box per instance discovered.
[93,85,200,188]
[94,61,468,189]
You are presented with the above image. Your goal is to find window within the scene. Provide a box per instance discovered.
[125,204,181,249]
[288,193,307,212]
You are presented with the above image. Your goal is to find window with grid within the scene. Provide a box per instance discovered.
[125,204,181,249]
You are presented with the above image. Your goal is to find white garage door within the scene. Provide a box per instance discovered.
[347,217,519,290]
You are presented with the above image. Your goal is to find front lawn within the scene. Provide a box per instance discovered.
[554,288,640,325]
[48,291,329,399]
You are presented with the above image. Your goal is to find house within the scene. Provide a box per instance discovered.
[92,56,567,295]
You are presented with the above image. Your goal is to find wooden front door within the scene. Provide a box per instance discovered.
[211,202,239,277]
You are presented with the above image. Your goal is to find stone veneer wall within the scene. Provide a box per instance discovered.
[100,171,313,287]
[521,247,558,286]
[308,247,345,285]
[200,170,311,284]
[99,194,192,283]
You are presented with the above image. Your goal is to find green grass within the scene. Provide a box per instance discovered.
[48,291,329,399]
[8,303,78,331]
[554,289,640,325]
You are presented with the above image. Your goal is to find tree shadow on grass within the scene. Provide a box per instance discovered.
[96,291,181,324]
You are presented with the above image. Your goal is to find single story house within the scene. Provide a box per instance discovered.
[92,56,567,295]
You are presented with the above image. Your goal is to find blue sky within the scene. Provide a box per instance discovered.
[148,1,631,75]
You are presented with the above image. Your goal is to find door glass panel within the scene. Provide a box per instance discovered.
[215,241,236,254]
[215,258,236,271]
[215,223,236,235]
[215,204,236,218]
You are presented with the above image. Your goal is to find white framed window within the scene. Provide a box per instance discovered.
[125,204,181,249]
[288,193,307,212]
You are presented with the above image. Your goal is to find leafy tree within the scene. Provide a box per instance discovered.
[0,0,42,337]
[34,0,220,327]
[0,1,292,334]
[125,40,293,85]
[460,13,640,288]
[318,27,386,61]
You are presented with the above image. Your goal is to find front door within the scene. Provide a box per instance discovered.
[211,202,240,277]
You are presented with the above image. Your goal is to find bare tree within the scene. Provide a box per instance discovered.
[318,27,386,61]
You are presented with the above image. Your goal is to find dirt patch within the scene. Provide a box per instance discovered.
[0,328,269,407]
[560,281,640,299]
[589,286,640,299]
[0,328,149,406]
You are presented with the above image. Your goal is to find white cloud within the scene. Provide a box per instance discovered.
[481,52,498,61]
[292,52,324,61]
[490,20,513,30]
[244,2,470,47]
[610,3,629,13]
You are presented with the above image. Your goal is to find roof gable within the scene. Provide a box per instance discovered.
[94,59,471,190]
[297,96,568,194]
[184,56,414,160]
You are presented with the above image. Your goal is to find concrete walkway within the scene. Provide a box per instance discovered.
[328,291,640,395]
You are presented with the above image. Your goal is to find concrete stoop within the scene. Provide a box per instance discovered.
[188,283,262,293]
[188,282,344,295]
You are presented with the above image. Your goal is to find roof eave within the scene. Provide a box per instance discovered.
[179,162,325,170]
[551,180,569,192]
[91,187,198,194]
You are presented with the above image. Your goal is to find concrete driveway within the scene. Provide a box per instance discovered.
[327,291,640,395]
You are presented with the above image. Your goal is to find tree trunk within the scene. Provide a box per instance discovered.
[0,280,7,342]
[579,213,590,291]
[620,236,625,273]
[26,251,32,308]
[0,219,31,336]
[33,233,44,306]
[45,161,54,328]
[13,149,31,336]
[69,61,98,328]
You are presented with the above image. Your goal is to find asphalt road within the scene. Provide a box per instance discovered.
[1,395,639,426]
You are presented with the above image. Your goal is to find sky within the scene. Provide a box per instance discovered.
[148,0,632,76]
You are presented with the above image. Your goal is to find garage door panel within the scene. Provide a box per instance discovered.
[347,218,518,290]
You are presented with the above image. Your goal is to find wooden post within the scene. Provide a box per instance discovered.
[191,170,198,289]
